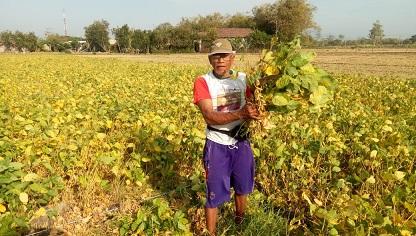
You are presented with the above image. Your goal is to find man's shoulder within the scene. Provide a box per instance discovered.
[237,71,247,77]
[194,75,206,86]
[195,72,211,82]
[235,71,246,82]
[193,76,208,91]
[194,76,205,82]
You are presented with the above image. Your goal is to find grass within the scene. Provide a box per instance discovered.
[216,191,287,236]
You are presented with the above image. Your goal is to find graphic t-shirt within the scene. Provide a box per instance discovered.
[193,71,251,145]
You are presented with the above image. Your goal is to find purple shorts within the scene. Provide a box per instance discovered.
[203,139,255,208]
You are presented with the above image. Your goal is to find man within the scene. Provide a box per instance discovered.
[193,38,259,235]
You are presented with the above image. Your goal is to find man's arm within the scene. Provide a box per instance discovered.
[196,99,260,126]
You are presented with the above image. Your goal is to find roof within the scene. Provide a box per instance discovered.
[216,28,253,38]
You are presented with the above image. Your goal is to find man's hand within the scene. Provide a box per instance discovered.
[239,103,260,120]
[197,100,260,125]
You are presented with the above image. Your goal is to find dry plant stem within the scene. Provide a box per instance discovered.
[251,80,268,126]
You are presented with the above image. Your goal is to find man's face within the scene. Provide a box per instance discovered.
[209,53,235,78]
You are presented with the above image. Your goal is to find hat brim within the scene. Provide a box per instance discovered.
[208,50,236,56]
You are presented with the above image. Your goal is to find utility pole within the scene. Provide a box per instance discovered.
[63,9,67,36]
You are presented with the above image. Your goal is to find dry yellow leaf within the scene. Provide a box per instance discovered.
[33,207,47,218]
[19,192,29,204]
[0,203,6,213]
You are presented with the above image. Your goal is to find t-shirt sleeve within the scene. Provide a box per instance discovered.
[245,85,253,99]
[193,77,211,104]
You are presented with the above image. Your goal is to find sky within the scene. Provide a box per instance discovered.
[0,0,415,40]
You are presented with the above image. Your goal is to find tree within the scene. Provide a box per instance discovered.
[152,22,175,51]
[170,18,199,52]
[252,4,275,35]
[194,13,226,31]
[182,13,225,34]
[84,20,110,52]
[338,34,346,47]
[0,31,16,50]
[112,24,132,53]
[44,34,70,52]
[0,31,38,52]
[369,20,384,45]
[247,30,272,49]
[171,25,195,51]
[408,34,416,43]
[14,31,28,51]
[253,0,318,42]
[67,36,83,51]
[188,13,226,48]
[226,13,255,28]
[23,32,38,52]
[326,34,338,46]
[131,29,151,53]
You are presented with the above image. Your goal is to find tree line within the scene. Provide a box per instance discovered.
[1,0,415,53]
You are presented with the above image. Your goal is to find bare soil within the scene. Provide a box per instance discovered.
[79,48,416,78]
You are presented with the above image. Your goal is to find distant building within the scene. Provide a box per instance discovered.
[0,44,18,53]
[42,44,51,52]
[109,39,117,45]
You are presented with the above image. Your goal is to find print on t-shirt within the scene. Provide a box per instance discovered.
[214,88,242,112]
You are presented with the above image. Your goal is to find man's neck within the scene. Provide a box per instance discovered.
[212,70,230,79]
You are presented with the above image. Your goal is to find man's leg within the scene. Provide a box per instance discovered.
[203,140,232,235]
[235,194,247,224]
[231,140,255,224]
[206,207,218,235]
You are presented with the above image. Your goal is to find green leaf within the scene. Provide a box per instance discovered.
[300,63,315,73]
[23,173,40,182]
[332,166,341,172]
[309,86,332,106]
[325,210,339,225]
[141,157,151,162]
[276,75,291,89]
[318,75,338,91]
[272,94,289,106]
[9,162,24,170]
[287,100,300,111]
[67,144,78,151]
[252,148,260,157]
[45,129,59,138]
[291,52,314,67]
[24,124,34,131]
[329,228,338,236]
[404,201,416,213]
[286,66,298,76]
[0,163,10,173]
[300,75,318,91]
[98,155,116,165]
[14,217,29,228]
[29,183,48,194]
[0,174,19,184]
[275,157,285,170]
